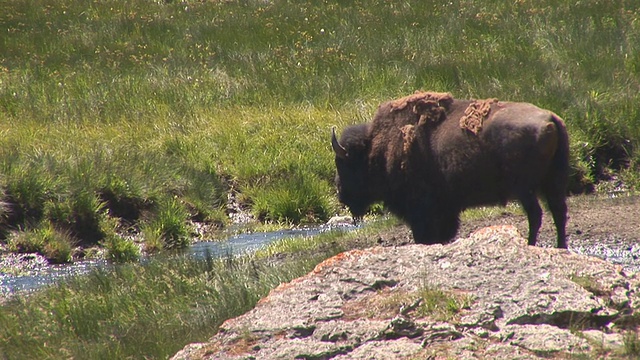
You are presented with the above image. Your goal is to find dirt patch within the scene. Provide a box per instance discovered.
[368,193,640,271]
[461,194,639,249]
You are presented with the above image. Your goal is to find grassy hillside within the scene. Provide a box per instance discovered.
[1,0,639,260]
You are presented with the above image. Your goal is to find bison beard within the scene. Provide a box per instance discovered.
[332,92,569,249]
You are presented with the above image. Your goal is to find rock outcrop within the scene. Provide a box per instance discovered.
[172,226,640,359]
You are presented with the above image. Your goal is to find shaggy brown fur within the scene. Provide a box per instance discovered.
[400,124,415,170]
[390,91,454,126]
[332,92,570,249]
[459,98,498,134]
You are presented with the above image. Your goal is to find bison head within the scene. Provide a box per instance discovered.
[331,125,374,220]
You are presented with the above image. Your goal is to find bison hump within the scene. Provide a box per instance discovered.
[389,91,454,125]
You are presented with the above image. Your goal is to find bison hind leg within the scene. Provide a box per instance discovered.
[518,191,543,246]
[542,186,568,249]
[547,198,568,249]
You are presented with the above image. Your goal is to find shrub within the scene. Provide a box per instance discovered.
[568,133,597,193]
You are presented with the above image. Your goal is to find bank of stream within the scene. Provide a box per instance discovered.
[0,223,357,300]
[1,193,639,302]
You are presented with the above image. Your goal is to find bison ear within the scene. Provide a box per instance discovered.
[331,126,348,159]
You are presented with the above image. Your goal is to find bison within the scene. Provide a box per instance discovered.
[331,92,569,248]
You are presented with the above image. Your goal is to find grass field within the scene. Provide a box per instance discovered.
[2,0,639,258]
[0,0,639,357]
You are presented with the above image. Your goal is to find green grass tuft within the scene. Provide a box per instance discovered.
[7,222,76,264]
[623,330,640,358]
[103,235,140,263]
[151,198,193,250]
[414,286,474,321]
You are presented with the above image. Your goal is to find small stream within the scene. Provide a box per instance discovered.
[2,223,640,300]
[573,243,640,274]
[0,224,355,299]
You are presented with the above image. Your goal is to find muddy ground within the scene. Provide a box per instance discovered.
[357,193,640,272]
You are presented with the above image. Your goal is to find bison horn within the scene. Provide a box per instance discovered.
[331,126,348,159]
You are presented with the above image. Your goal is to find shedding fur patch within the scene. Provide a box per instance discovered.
[400,124,415,170]
[400,124,416,153]
[390,91,453,125]
[459,98,498,134]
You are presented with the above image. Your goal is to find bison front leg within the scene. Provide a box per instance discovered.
[405,205,437,245]
[434,211,460,243]
[409,221,432,245]
[408,208,459,245]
